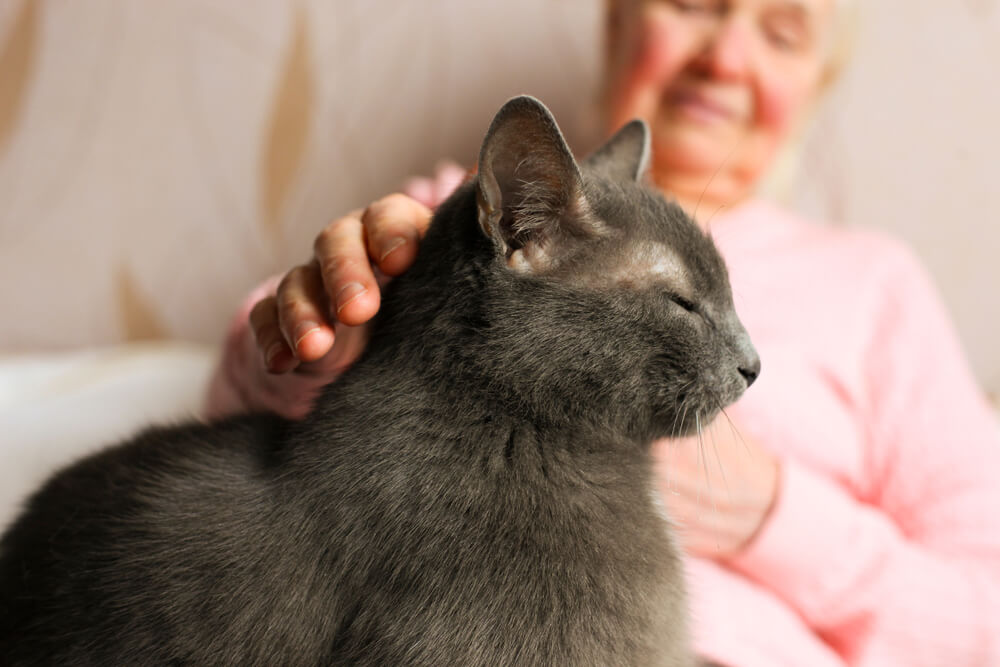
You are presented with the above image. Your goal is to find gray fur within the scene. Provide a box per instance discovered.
[583,119,651,183]
[0,96,758,665]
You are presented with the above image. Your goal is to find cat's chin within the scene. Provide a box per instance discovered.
[649,405,722,441]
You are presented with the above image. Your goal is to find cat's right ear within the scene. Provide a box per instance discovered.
[476,96,603,274]
[582,119,650,182]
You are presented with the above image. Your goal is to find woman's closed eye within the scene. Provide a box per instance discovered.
[760,5,817,53]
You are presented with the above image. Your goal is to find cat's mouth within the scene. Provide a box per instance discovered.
[652,367,750,440]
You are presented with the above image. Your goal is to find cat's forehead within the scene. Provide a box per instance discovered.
[605,240,690,291]
[576,175,728,296]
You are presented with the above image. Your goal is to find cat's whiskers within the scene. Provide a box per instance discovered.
[704,203,729,232]
[668,399,683,441]
[714,398,753,458]
[668,380,697,439]
[704,418,724,554]
[692,143,739,227]
[695,413,714,514]
[675,391,694,444]
[665,392,696,496]
[706,416,733,507]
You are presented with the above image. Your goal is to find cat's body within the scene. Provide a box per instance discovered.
[0,97,758,665]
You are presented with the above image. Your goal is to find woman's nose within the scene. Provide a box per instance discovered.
[696,16,752,81]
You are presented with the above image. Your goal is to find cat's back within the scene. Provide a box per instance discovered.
[0,413,342,664]
[1,414,289,560]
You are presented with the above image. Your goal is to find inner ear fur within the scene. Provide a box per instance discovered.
[476,96,603,272]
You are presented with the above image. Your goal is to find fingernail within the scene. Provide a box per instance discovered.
[378,236,407,263]
[265,341,287,368]
[336,282,366,313]
[293,321,320,349]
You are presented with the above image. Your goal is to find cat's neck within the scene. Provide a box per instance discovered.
[301,342,647,462]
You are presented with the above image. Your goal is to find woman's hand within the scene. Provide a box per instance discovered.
[251,194,433,376]
[203,164,470,421]
[652,417,781,560]
[251,161,470,376]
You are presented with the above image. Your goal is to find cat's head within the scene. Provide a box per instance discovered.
[467,96,759,442]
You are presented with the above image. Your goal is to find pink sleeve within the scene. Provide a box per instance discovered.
[203,275,330,421]
[729,243,1000,665]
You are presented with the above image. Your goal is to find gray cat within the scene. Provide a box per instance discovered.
[0,96,759,665]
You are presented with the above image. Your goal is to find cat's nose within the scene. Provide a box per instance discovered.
[738,355,761,388]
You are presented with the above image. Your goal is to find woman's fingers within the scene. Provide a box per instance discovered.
[249,296,297,374]
[275,264,336,363]
[257,193,432,371]
[247,191,435,378]
[313,212,382,326]
[361,193,433,277]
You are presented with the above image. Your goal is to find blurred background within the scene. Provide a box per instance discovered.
[0,0,997,397]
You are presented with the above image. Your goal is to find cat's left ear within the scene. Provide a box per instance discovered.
[476,96,603,274]
[582,119,651,182]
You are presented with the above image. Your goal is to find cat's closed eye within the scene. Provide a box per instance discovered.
[667,293,698,314]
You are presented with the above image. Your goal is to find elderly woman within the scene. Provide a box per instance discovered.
[207,1,1000,665]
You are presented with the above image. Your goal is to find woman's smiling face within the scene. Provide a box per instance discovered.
[606,0,835,213]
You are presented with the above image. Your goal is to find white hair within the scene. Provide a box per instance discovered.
[824,0,860,89]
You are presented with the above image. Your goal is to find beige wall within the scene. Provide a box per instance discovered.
[0,0,997,394]
[793,0,1000,393]
[0,0,601,347]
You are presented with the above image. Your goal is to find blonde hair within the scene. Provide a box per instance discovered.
[769,0,861,202]
[822,0,860,90]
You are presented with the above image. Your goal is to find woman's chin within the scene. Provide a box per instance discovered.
[653,124,742,173]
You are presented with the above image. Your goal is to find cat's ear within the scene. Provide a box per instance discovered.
[582,119,650,182]
[476,96,602,273]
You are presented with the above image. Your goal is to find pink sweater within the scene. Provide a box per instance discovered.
[205,199,1000,666]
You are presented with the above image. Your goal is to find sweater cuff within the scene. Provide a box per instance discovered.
[726,458,902,625]
[202,274,284,420]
